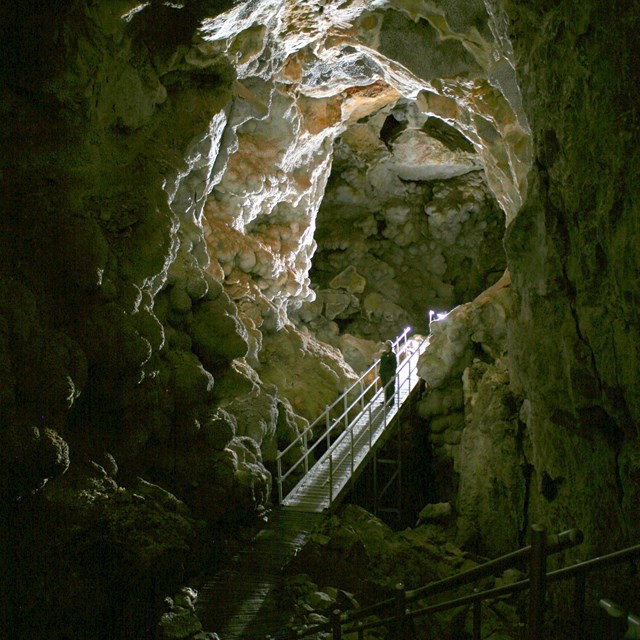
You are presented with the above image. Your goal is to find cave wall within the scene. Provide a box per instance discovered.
[503,0,640,552]
[304,136,505,347]
[414,4,639,581]
[413,0,639,564]
[0,3,316,637]
[2,0,639,636]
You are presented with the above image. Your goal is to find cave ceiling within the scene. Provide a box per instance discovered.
[189,0,531,353]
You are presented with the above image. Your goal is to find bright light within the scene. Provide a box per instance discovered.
[429,309,449,324]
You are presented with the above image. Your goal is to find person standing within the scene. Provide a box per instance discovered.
[379,340,397,406]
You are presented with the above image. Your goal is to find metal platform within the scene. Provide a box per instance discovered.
[278,333,428,513]
[195,509,323,639]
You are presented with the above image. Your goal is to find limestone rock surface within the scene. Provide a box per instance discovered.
[3,0,640,636]
[416,273,528,555]
[500,0,640,563]
[298,125,506,344]
[5,460,198,639]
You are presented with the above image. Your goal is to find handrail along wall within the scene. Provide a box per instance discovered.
[289,527,640,640]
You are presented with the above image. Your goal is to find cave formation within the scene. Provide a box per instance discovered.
[1,0,639,638]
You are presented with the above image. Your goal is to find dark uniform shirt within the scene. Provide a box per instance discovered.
[379,350,397,382]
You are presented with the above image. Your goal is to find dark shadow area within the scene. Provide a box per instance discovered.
[347,384,438,530]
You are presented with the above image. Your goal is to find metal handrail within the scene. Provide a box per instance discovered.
[278,327,411,459]
[331,527,583,625]
[323,342,417,462]
[291,529,640,640]
[599,599,640,639]
[308,335,426,510]
[276,327,415,503]
[290,526,582,640]
[324,340,423,509]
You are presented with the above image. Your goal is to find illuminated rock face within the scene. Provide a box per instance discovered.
[196,0,522,372]
[300,106,505,351]
[1,0,639,637]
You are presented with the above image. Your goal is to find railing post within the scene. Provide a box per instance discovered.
[368,403,372,448]
[325,405,331,448]
[350,425,354,476]
[373,453,378,515]
[360,379,365,411]
[277,455,283,504]
[344,393,349,429]
[574,564,586,640]
[329,454,333,508]
[473,599,482,640]
[303,430,309,474]
[331,609,342,640]
[395,583,407,640]
[528,524,547,640]
[599,600,629,636]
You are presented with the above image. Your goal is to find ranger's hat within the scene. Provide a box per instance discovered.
[385,340,393,347]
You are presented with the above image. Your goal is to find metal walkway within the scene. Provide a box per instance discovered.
[195,509,323,639]
[196,330,428,639]
[276,329,428,513]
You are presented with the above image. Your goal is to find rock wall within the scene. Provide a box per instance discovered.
[417,274,529,557]
[0,2,340,637]
[300,125,505,349]
[3,0,638,637]
[503,0,640,553]
[414,0,640,592]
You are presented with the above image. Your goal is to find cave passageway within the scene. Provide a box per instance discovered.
[5,0,640,639]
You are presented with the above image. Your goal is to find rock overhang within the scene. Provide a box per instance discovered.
[188,0,533,341]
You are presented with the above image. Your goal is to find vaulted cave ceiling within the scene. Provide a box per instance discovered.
[193,0,532,363]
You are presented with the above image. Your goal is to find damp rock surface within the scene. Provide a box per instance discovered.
[2,0,639,637]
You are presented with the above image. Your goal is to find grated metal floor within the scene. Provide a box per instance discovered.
[282,343,425,513]
[195,509,324,639]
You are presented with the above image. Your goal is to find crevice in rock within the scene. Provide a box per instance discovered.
[540,471,564,502]
[379,113,406,149]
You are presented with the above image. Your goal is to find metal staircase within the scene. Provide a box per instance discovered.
[196,329,429,639]
[276,328,429,513]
